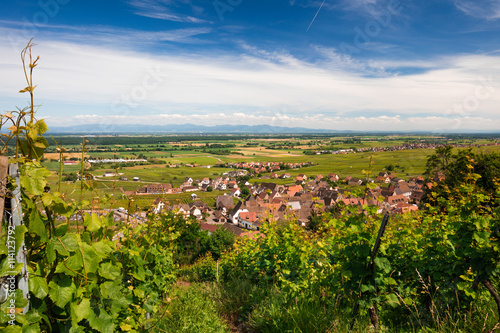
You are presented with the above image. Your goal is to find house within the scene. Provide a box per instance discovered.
[392,203,419,214]
[182,186,198,193]
[256,191,268,202]
[200,223,218,235]
[395,180,412,198]
[410,190,425,204]
[287,185,303,194]
[385,195,408,207]
[238,211,261,230]
[184,177,193,184]
[376,175,391,183]
[136,187,147,194]
[328,173,340,182]
[303,181,316,192]
[281,173,291,179]
[230,188,241,197]
[189,205,202,219]
[171,204,190,217]
[216,195,234,210]
[143,183,172,194]
[258,183,278,194]
[133,177,141,182]
[348,178,363,186]
[151,198,169,214]
[222,222,246,237]
[213,211,228,223]
[287,201,301,210]
[229,201,248,224]
[298,174,307,180]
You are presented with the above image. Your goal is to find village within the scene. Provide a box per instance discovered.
[56,138,499,239]
[128,164,430,237]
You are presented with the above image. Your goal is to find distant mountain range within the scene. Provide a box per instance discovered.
[45,123,499,135]
[49,123,342,134]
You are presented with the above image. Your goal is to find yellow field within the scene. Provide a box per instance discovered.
[44,152,88,160]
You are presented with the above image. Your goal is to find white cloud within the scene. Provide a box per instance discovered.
[1,28,499,132]
[454,0,500,20]
[0,22,213,50]
[128,0,209,23]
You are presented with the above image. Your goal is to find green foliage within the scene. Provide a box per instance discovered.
[240,187,250,197]
[178,227,234,282]
[179,253,218,283]
[221,221,334,296]
[154,284,228,333]
[162,214,208,266]
[16,198,179,331]
[425,146,500,195]
[200,227,235,261]
[220,176,500,331]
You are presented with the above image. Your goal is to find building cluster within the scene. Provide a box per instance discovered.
[135,174,249,195]
[87,158,147,164]
[310,142,498,155]
[357,142,499,153]
[150,171,429,235]
[217,161,313,175]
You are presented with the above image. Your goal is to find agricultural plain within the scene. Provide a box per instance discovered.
[42,134,500,210]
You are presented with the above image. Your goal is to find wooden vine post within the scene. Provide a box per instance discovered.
[1,160,30,314]
[0,156,8,234]
[350,213,390,332]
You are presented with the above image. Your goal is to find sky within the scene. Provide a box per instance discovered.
[0,0,500,132]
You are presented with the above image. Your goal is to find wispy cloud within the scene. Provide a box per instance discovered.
[128,0,209,23]
[1,31,499,131]
[0,21,213,50]
[336,0,402,19]
[454,0,500,20]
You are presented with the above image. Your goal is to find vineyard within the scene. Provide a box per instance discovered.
[0,41,499,332]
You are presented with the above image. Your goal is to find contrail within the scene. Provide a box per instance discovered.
[307,0,327,32]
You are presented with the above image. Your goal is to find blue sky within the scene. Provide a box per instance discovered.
[1,0,499,131]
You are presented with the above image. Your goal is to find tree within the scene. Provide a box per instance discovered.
[63,172,78,182]
[424,148,500,202]
[424,145,453,179]
[241,187,250,197]
[200,227,235,261]
[162,214,208,265]
[306,211,324,232]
